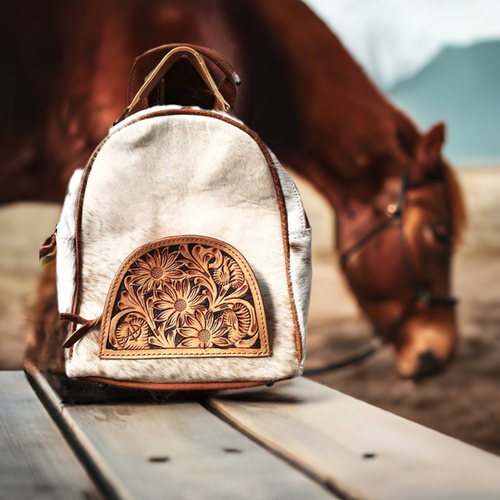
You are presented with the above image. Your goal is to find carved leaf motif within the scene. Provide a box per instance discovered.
[236,332,260,348]
[224,303,252,344]
[213,256,245,290]
[100,237,270,358]
[149,323,176,349]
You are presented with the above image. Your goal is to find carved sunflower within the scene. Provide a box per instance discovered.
[213,256,244,290]
[129,248,183,293]
[153,279,207,327]
[113,315,149,350]
[178,310,230,348]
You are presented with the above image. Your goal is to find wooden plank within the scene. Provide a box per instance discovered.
[0,371,101,500]
[27,365,338,500]
[207,377,500,500]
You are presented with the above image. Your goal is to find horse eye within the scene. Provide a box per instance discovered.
[432,224,450,245]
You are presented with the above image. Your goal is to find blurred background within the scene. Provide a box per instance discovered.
[296,0,500,456]
[1,0,500,454]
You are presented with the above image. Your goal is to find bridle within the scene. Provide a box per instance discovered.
[340,173,458,313]
[303,173,457,377]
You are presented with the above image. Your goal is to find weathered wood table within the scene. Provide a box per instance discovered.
[1,367,500,500]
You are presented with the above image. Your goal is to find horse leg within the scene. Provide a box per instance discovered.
[24,262,65,374]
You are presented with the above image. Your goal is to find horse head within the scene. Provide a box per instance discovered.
[336,122,466,378]
[233,0,467,378]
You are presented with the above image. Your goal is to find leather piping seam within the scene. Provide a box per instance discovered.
[80,377,268,391]
[71,109,302,362]
[265,148,303,361]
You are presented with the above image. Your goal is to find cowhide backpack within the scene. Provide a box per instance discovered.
[40,44,312,391]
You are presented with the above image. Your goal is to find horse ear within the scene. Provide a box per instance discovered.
[420,122,445,166]
[410,122,446,183]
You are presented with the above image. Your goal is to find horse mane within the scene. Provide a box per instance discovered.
[441,159,466,249]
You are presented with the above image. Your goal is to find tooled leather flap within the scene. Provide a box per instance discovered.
[99,236,270,359]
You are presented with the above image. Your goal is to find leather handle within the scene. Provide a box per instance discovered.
[127,43,241,109]
[118,46,231,124]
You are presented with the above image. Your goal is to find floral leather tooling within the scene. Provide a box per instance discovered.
[99,236,270,359]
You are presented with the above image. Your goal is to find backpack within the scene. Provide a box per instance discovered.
[40,44,312,391]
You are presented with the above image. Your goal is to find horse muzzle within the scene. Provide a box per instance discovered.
[392,304,457,378]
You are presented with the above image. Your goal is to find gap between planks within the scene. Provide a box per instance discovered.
[0,370,102,500]
[25,363,132,500]
[25,363,340,500]
[206,377,500,500]
[200,398,354,500]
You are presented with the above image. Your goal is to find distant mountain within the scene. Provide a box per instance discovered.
[304,0,500,90]
[388,40,500,166]
[302,0,500,166]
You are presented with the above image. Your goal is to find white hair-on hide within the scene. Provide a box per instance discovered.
[56,168,84,314]
[64,109,311,384]
[270,151,312,368]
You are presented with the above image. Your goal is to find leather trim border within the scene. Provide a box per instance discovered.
[71,109,302,362]
[80,376,268,391]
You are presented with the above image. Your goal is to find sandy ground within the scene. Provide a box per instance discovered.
[1,169,500,455]
[0,203,60,369]
[305,254,500,456]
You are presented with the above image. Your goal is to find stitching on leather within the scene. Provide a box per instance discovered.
[281,166,307,232]
[128,44,237,107]
[261,147,303,362]
[291,184,307,231]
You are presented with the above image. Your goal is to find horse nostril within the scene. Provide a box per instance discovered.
[416,350,444,378]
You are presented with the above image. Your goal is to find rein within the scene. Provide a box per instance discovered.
[304,174,457,377]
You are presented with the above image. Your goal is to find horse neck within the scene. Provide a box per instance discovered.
[287,155,405,255]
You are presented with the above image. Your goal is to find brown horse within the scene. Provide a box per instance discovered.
[2,0,465,378]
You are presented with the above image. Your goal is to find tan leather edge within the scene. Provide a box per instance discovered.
[72,109,303,364]
[80,377,267,391]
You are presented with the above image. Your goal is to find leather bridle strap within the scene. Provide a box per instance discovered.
[339,217,393,269]
[302,336,383,376]
[340,174,457,309]
[397,174,458,308]
[340,174,406,270]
